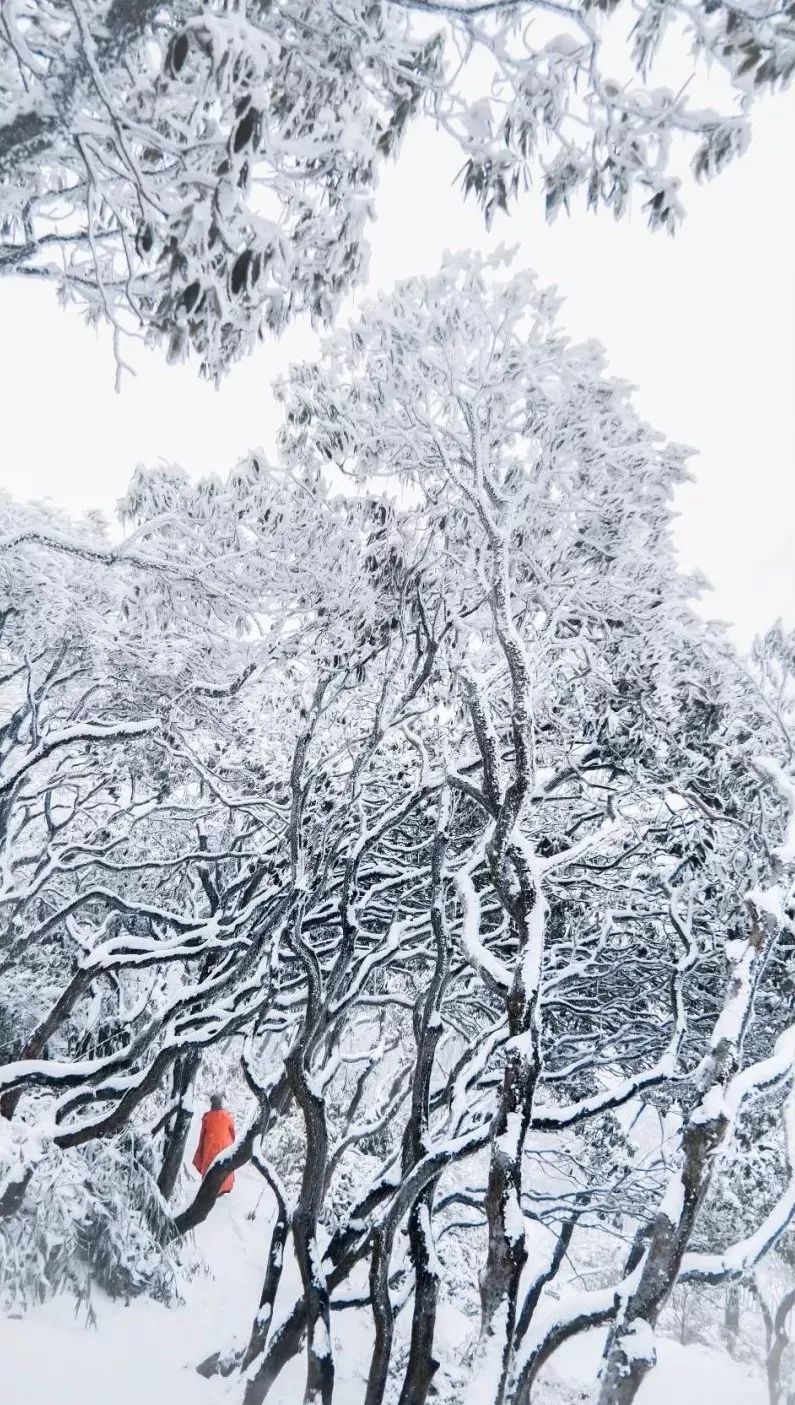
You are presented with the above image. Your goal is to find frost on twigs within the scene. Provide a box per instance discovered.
[0,1,791,375]
[1,254,795,1401]
[0,1129,181,1313]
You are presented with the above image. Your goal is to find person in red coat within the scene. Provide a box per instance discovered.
[192,1092,236,1194]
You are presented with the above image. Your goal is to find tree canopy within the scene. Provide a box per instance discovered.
[1,0,792,376]
[1,256,794,1403]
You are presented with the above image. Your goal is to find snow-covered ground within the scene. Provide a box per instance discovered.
[0,1161,770,1405]
[536,1327,768,1405]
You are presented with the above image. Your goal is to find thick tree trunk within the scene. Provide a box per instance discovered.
[291,1207,334,1405]
[598,933,764,1405]
[0,1164,35,1219]
[478,1056,532,1337]
[397,1194,441,1405]
[241,1299,306,1405]
[598,1118,726,1404]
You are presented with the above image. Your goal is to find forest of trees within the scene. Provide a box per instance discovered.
[1,4,794,1405]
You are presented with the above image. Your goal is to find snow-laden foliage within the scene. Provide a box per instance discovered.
[1,0,793,375]
[1,256,793,1404]
[0,1124,179,1311]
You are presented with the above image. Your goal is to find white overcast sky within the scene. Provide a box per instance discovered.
[0,85,793,646]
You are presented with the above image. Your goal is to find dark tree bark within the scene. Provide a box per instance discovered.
[394,799,449,1405]
[397,1194,442,1405]
[511,1224,654,1405]
[285,1043,334,1405]
[364,1228,395,1405]
[598,926,767,1405]
[195,1157,289,1388]
[238,1175,401,1404]
[476,868,541,1405]
[513,1300,618,1405]
[242,1156,291,1375]
[158,1050,200,1201]
[513,1213,577,1350]
[0,1165,35,1219]
[597,1121,725,1405]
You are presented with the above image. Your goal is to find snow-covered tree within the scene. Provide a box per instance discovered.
[262,252,795,1405]
[1,0,792,376]
[1,256,793,1405]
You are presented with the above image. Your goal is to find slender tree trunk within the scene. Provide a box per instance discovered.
[197,1155,290,1384]
[513,1215,576,1351]
[394,799,450,1405]
[597,1120,726,1403]
[285,1045,334,1405]
[364,1228,395,1405]
[158,1050,200,1201]
[242,1158,290,1375]
[723,1283,740,1357]
[767,1287,795,1405]
[679,1288,690,1346]
[459,502,544,1405]
[476,874,542,1405]
[511,1223,654,1405]
[239,1172,403,1404]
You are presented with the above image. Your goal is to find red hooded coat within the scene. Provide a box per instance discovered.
[192,1108,236,1194]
